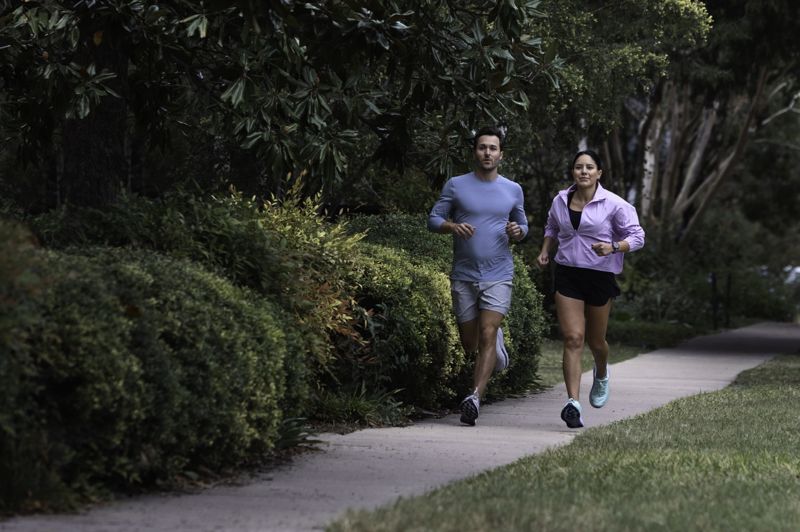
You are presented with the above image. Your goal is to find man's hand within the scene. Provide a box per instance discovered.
[448,222,476,240]
[506,221,523,241]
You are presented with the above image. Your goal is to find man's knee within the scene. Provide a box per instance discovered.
[458,320,479,352]
[479,322,500,343]
[462,337,479,353]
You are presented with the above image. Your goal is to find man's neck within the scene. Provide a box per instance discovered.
[474,168,498,181]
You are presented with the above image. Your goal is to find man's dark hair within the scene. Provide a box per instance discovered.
[472,126,505,150]
[571,149,604,171]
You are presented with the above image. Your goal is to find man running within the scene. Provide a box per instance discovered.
[428,125,528,426]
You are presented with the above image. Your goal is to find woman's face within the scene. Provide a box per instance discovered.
[572,154,602,189]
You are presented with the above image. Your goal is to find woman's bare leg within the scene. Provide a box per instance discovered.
[555,292,586,400]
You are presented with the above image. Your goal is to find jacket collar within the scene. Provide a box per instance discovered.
[559,182,609,204]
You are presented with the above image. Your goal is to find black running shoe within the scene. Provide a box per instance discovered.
[560,398,584,428]
[459,393,480,426]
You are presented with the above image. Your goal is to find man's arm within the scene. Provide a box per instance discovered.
[506,184,528,241]
[428,179,454,232]
[428,179,476,239]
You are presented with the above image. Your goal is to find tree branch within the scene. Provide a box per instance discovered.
[671,101,718,217]
[679,65,769,242]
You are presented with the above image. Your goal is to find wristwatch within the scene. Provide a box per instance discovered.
[611,241,620,254]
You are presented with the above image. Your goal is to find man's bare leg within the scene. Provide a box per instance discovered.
[473,310,504,398]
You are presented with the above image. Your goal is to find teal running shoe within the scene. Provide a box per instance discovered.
[589,364,610,408]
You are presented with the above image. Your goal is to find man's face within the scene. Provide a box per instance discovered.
[474,135,503,172]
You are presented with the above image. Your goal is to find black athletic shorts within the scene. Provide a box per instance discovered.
[554,263,620,307]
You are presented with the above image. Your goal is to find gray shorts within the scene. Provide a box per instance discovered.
[451,279,513,323]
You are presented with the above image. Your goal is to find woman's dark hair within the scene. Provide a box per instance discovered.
[472,126,505,150]
[571,149,603,171]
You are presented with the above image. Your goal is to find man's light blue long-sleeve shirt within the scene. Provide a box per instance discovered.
[428,171,528,282]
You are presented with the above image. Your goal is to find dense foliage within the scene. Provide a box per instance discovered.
[0,0,560,209]
[2,196,547,512]
[31,189,364,413]
[1,229,289,511]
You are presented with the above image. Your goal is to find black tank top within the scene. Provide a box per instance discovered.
[567,191,581,230]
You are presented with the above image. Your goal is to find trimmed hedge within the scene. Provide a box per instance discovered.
[32,191,365,416]
[349,242,464,407]
[1,242,289,512]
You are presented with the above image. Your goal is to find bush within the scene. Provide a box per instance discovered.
[1,246,289,513]
[31,190,366,415]
[347,213,453,273]
[0,220,56,510]
[606,318,699,349]
[347,242,464,408]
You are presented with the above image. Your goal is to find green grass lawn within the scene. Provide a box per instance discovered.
[536,338,643,388]
[329,354,800,532]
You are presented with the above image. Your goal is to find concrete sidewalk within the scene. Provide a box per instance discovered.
[3,322,799,532]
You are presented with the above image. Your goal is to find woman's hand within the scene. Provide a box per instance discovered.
[536,250,550,269]
[591,242,613,256]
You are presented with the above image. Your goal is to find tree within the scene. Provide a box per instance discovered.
[604,0,800,245]
[499,0,711,225]
[0,0,561,209]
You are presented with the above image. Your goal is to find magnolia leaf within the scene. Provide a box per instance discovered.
[77,94,90,119]
[221,78,246,107]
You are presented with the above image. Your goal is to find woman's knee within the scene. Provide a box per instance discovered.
[587,338,608,354]
[562,331,584,350]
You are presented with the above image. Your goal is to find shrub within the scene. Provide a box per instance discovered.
[606,318,699,349]
[347,242,464,408]
[0,220,58,511]
[1,246,288,512]
[32,190,366,415]
[347,213,452,272]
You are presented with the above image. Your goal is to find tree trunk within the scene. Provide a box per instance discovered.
[614,66,775,245]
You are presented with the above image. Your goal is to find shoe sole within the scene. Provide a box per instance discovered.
[494,328,509,373]
[460,399,478,426]
[560,403,584,428]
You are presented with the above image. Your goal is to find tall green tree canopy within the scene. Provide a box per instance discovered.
[1,0,562,207]
[497,0,711,222]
